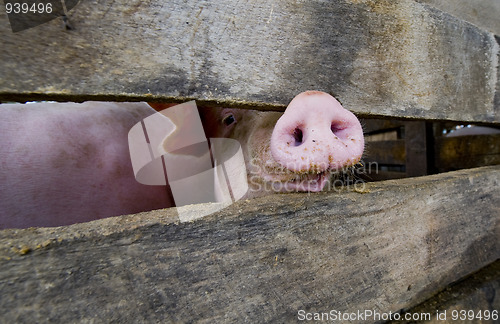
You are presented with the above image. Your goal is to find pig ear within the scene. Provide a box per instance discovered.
[147,103,178,112]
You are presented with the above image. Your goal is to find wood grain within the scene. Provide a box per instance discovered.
[0,165,498,323]
[435,134,500,172]
[0,0,498,123]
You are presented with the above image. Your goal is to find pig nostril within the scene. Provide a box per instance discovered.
[331,123,345,137]
[293,128,303,146]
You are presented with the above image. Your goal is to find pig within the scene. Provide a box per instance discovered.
[0,91,364,229]
[0,102,172,229]
[154,91,365,196]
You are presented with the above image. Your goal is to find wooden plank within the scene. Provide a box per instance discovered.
[405,121,432,177]
[0,0,499,123]
[363,139,406,165]
[365,131,399,142]
[389,261,500,323]
[417,0,500,35]
[360,170,407,182]
[435,134,500,173]
[0,165,498,323]
[363,119,405,135]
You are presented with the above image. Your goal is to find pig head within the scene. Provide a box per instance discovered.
[180,91,365,197]
[0,91,364,229]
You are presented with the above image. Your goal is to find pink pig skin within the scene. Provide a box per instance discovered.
[0,102,172,229]
[1,92,364,228]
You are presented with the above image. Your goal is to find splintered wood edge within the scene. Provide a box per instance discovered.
[1,165,498,258]
[0,165,498,322]
[0,0,499,123]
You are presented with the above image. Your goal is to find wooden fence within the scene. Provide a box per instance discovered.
[0,0,498,322]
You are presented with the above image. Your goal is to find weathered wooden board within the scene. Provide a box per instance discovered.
[363,139,406,165]
[363,127,500,180]
[363,169,407,182]
[0,166,498,323]
[0,0,499,123]
[363,119,405,136]
[405,121,433,177]
[363,120,430,180]
[417,0,500,35]
[388,260,500,323]
[435,134,500,173]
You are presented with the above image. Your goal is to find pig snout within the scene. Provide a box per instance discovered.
[269,91,364,191]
